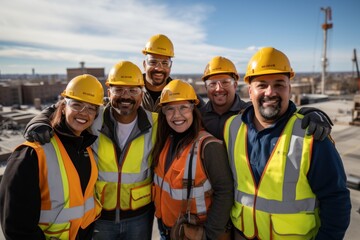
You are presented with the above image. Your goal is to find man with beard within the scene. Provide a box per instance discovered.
[23,61,158,240]
[200,56,333,141]
[223,47,351,240]
[141,34,204,112]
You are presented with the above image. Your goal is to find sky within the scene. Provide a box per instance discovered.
[1,0,359,75]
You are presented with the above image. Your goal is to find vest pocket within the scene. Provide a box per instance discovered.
[130,182,152,210]
[230,203,244,232]
[39,222,70,239]
[270,213,317,239]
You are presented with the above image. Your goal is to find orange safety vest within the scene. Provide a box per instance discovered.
[153,131,218,227]
[23,134,101,240]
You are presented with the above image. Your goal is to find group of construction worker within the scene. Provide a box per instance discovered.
[0,33,351,240]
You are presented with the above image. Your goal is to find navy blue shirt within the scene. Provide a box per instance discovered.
[241,101,351,240]
[200,93,249,140]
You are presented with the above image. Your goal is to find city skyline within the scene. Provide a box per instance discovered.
[1,0,359,75]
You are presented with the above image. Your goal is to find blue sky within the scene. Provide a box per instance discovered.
[1,0,359,75]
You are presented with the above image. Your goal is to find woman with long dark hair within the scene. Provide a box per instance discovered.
[152,79,233,240]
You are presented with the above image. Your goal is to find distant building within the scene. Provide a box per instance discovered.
[67,62,105,81]
[22,81,68,105]
[0,82,22,106]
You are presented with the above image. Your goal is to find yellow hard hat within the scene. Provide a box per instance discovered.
[243,47,295,83]
[61,74,104,106]
[106,61,144,86]
[202,56,239,81]
[142,34,174,57]
[159,79,199,106]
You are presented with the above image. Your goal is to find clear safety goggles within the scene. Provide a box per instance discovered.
[109,86,142,97]
[162,103,194,116]
[65,98,98,115]
[146,57,172,69]
[205,78,235,90]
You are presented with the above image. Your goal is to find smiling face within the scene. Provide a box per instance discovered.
[63,99,98,136]
[108,85,143,123]
[249,73,291,128]
[162,100,194,133]
[143,53,172,91]
[205,73,237,114]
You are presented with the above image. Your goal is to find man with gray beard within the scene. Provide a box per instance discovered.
[223,47,351,240]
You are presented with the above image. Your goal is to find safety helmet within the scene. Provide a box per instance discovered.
[142,34,174,57]
[202,56,240,81]
[243,47,295,83]
[106,61,144,86]
[61,74,104,106]
[159,79,200,106]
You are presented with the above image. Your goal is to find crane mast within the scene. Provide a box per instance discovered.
[320,7,333,95]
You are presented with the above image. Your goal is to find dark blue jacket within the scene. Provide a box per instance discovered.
[241,101,351,240]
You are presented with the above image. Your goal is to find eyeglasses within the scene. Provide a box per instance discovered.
[162,103,194,116]
[146,58,172,69]
[109,86,142,97]
[205,78,234,90]
[65,98,98,115]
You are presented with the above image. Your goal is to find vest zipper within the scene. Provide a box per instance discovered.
[115,145,129,223]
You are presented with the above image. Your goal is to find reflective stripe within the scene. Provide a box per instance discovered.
[235,190,315,213]
[94,110,154,184]
[42,140,65,211]
[99,168,151,183]
[154,132,212,215]
[39,137,91,223]
[40,197,95,223]
[230,116,316,213]
[227,115,242,186]
[93,110,157,210]
[154,174,212,201]
[227,114,319,238]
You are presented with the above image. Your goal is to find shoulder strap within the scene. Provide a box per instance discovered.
[186,143,196,200]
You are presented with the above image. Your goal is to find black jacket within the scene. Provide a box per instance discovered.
[0,118,97,240]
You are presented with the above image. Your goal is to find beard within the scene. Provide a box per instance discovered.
[111,98,136,116]
[258,96,282,121]
[149,70,168,86]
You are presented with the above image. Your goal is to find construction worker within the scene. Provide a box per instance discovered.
[22,61,158,240]
[91,61,157,240]
[223,47,351,239]
[0,74,104,239]
[200,56,333,141]
[200,56,250,140]
[152,80,233,240]
[141,33,204,112]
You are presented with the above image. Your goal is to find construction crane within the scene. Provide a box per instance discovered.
[320,7,333,95]
[353,48,360,87]
[350,48,360,126]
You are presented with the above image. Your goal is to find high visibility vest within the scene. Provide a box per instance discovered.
[91,111,157,211]
[224,113,320,240]
[23,134,101,240]
[153,131,219,227]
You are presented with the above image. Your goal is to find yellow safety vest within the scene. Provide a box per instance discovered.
[224,113,320,240]
[23,134,100,240]
[92,111,157,211]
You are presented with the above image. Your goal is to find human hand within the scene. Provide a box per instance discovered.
[25,125,54,144]
[301,110,333,141]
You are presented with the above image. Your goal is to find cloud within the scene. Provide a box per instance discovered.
[0,0,259,74]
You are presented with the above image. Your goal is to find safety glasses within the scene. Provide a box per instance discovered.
[205,78,234,90]
[146,57,172,69]
[109,86,142,97]
[162,103,194,116]
[65,98,98,115]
